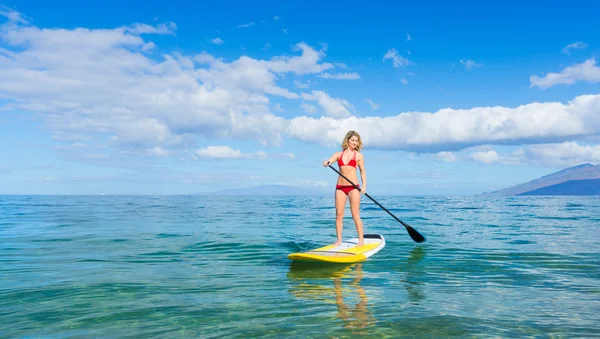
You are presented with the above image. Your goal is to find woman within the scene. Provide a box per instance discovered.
[322,130,367,247]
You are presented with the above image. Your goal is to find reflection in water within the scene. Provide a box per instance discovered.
[402,246,427,304]
[287,262,376,334]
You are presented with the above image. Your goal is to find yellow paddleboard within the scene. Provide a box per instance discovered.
[288,234,386,263]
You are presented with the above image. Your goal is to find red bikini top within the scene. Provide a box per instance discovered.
[338,149,357,168]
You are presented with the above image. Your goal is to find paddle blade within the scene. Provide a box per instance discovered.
[406,225,426,243]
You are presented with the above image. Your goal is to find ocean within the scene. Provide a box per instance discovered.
[1,194,599,338]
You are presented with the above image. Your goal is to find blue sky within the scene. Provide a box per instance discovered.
[1,0,600,195]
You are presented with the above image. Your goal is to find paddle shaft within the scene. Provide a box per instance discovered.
[328,164,403,224]
[327,163,426,242]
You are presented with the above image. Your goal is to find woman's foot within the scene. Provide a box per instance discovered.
[333,239,342,247]
[357,239,364,247]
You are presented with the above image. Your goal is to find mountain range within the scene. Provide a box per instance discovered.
[486,163,600,196]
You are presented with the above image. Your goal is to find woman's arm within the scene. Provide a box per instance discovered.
[322,152,340,167]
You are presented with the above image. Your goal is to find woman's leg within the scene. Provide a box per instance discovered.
[348,189,364,246]
[334,189,347,246]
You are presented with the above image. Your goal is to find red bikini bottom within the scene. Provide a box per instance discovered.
[336,184,359,195]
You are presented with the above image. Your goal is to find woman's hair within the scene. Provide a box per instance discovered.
[341,130,363,151]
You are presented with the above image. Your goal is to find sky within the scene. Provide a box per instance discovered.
[1,0,600,195]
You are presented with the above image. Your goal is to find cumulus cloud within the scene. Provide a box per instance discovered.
[435,151,457,162]
[509,142,600,167]
[470,149,500,164]
[211,37,224,45]
[530,58,600,89]
[301,91,354,118]
[457,142,599,168]
[195,145,294,160]
[3,9,600,169]
[147,146,169,157]
[0,13,341,156]
[196,146,243,158]
[300,102,318,114]
[287,94,600,152]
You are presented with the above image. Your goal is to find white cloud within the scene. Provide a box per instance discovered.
[470,149,499,164]
[196,146,242,158]
[460,59,480,70]
[211,37,224,45]
[272,103,284,112]
[509,142,600,167]
[294,80,310,88]
[530,58,600,89]
[195,146,294,160]
[406,33,411,41]
[0,5,29,24]
[400,77,408,84]
[0,14,343,155]
[383,48,410,68]
[267,43,334,75]
[238,22,254,28]
[4,8,600,169]
[319,72,360,80]
[562,41,587,54]
[453,142,600,168]
[288,93,600,152]
[301,90,354,118]
[281,179,328,188]
[365,99,379,110]
[435,151,457,162]
[126,22,177,35]
[147,146,169,157]
[300,102,318,114]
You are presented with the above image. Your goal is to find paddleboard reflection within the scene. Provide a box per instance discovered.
[287,262,376,334]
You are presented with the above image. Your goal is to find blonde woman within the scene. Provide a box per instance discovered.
[322,131,367,247]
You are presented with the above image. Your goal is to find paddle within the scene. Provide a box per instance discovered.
[327,164,426,243]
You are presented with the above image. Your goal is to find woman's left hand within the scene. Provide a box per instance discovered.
[360,187,367,195]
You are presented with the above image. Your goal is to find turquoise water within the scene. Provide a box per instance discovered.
[1,195,599,338]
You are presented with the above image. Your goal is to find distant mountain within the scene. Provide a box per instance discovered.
[486,163,600,196]
[201,184,328,196]
[518,179,600,196]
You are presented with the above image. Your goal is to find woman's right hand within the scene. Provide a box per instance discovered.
[322,160,330,167]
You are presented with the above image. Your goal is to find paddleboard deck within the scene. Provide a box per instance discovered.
[288,234,386,263]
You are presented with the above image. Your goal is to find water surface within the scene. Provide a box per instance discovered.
[1,195,599,338]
